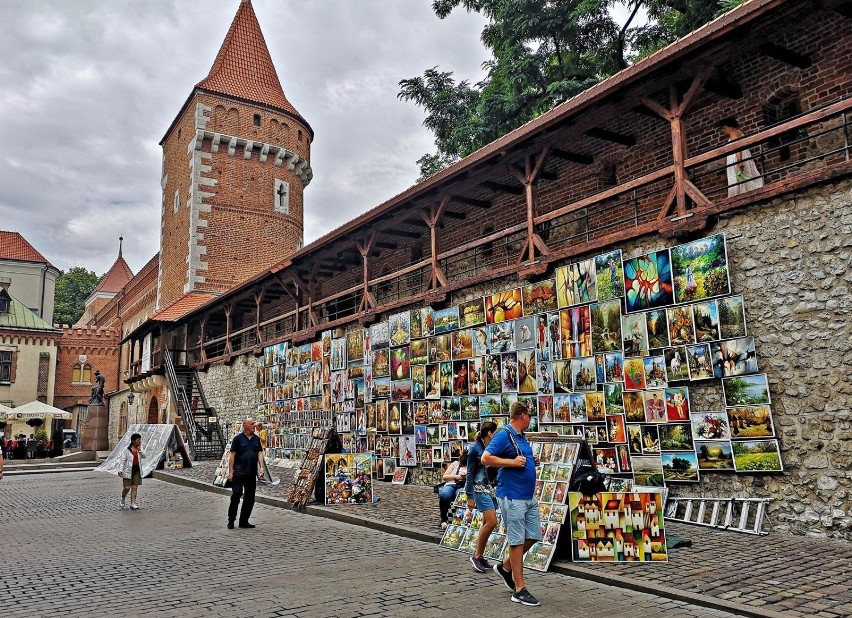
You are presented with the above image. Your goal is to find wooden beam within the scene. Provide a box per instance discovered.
[551,149,593,165]
[705,76,743,100]
[425,196,450,290]
[224,302,233,356]
[758,42,811,68]
[539,170,558,181]
[450,195,491,208]
[481,180,524,195]
[585,127,636,147]
[253,287,265,347]
[375,241,398,250]
[631,104,670,120]
[393,230,423,239]
[356,231,378,313]
[443,210,467,220]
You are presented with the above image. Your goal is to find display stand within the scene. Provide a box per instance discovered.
[287,425,334,508]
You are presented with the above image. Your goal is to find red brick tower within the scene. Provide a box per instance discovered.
[156,0,312,310]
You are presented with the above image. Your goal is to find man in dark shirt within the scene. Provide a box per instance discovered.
[227,418,265,529]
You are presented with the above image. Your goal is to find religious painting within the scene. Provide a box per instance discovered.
[661,452,699,483]
[595,249,625,301]
[664,386,690,422]
[389,311,411,347]
[658,423,693,451]
[695,440,734,471]
[732,439,783,472]
[717,294,747,339]
[434,307,460,335]
[710,336,758,378]
[421,306,435,337]
[523,279,558,315]
[390,346,410,381]
[624,250,674,312]
[666,305,695,346]
[645,309,669,349]
[642,390,666,424]
[623,357,646,391]
[371,348,390,378]
[663,346,690,382]
[459,297,487,328]
[726,405,775,439]
[398,436,417,466]
[722,373,771,407]
[623,391,645,423]
[569,492,667,562]
[671,233,730,304]
[570,356,597,392]
[346,330,364,367]
[690,411,730,441]
[330,337,347,371]
[604,383,624,415]
[485,288,523,324]
[391,466,409,485]
[621,312,648,357]
[517,349,538,394]
[590,299,622,352]
[324,453,373,505]
[489,321,516,354]
[685,343,713,380]
[410,339,428,365]
[643,355,667,389]
[561,306,592,358]
[429,334,452,362]
[452,329,474,359]
[605,352,624,383]
[692,300,720,342]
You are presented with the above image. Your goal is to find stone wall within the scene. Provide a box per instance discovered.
[196,354,259,435]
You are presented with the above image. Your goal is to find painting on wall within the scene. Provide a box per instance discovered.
[710,336,758,378]
[732,439,783,472]
[591,299,622,352]
[718,294,748,339]
[695,440,734,470]
[692,300,720,342]
[645,309,669,349]
[622,312,648,357]
[722,374,771,407]
[523,279,558,315]
[661,452,699,483]
[726,405,774,439]
[485,289,523,324]
[666,305,695,347]
[389,311,411,347]
[671,233,731,304]
[459,298,487,328]
[595,249,625,301]
[624,251,674,312]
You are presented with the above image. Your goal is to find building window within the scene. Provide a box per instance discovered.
[298,129,303,142]
[72,363,91,384]
[764,89,806,161]
[0,351,12,383]
[253,113,261,127]
[0,299,9,314]
[274,179,290,215]
[173,189,180,213]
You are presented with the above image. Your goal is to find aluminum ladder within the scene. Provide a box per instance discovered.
[665,497,772,535]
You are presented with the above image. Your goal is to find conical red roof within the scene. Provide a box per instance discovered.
[195,0,304,121]
[94,256,133,293]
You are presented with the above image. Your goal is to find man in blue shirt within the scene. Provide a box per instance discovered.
[227,418,266,529]
[482,402,541,607]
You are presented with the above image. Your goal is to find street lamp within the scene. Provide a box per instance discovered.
[127,391,135,405]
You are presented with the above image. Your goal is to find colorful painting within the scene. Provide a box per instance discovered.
[330,337,347,371]
[732,439,783,472]
[591,299,622,352]
[624,250,674,312]
[710,336,758,378]
[324,453,373,504]
[645,309,669,349]
[485,288,523,324]
[421,306,435,337]
[489,321,516,354]
[623,391,645,423]
[664,386,690,421]
[695,440,734,470]
[523,279,558,315]
[622,312,648,357]
[391,466,408,485]
[410,339,428,365]
[390,347,410,380]
[604,383,624,415]
[398,436,417,466]
[664,346,690,382]
[671,233,730,304]
[555,260,596,308]
[459,298,486,328]
[623,357,646,391]
[432,307,460,335]
[723,373,771,407]
[718,294,747,339]
[659,423,693,451]
[643,355,667,389]
[661,452,699,482]
[690,411,731,441]
[452,329,474,359]
[685,343,713,380]
[692,300,720,342]
[561,306,592,358]
[429,334,452,362]
[642,390,666,424]
[595,249,625,301]
[727,405,775,438]
[388,311,411,347]
[666,305,695,346]
[346,330,364,366]
[605,352,624,383]
[571,356,597,392]
[409,309,424,340]
[569,491,667,562]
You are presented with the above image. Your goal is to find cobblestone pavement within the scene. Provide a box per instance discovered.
[171,461,852,617]
[0,472,743,618]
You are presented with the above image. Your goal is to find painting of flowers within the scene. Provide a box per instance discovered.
[624,250,674,312]
[690,412,731,441]
[671,233,731,304]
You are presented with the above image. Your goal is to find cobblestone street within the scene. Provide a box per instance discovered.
[0,472,742,618]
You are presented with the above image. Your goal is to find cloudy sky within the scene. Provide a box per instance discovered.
[0,0,490,275]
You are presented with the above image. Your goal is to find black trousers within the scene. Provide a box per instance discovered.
[228,473,257,524]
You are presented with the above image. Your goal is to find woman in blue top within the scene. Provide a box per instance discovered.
[465,421,498,573]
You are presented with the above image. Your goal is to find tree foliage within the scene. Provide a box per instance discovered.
[54,267,100,326]
[400,0,744,180]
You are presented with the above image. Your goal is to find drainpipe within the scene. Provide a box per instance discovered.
[39,263,48,322]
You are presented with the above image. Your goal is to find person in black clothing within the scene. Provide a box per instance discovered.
[227,418,266,529]
[314,428,343,504]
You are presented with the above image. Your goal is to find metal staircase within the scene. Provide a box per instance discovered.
[163,347,226,460]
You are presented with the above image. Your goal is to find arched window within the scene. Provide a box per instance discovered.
[72,363,92,384]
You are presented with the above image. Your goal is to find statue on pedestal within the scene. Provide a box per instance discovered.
[89,370,106,406]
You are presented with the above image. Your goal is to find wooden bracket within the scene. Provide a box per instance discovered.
[356,231,378,313]
[424,196,450,291]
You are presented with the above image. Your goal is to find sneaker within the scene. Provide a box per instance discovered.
[493,562,514,591]
[470,555,491,573]
[120,498,126,510]
[130,503,139,510]
[511,588,540,607]
[441,522,448,530]
[238,522,256,528]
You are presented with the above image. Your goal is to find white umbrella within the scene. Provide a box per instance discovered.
[10,400,73,420]
[0,402,13,421]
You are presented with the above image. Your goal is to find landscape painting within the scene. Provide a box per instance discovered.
[595,249,625,301]
[718,294,748,339]
[661,452,700,482]
[695,440,734,470]
[671,233,731,304]
[726,405,775,438]
[723,374,771,407]
[732,439,783,472]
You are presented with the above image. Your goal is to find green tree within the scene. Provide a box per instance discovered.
[400,0,740,180]
[53,267,100,326]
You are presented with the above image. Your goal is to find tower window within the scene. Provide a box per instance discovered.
[173,189,180,213]
[298,130,303,142]
[253,114,261,127]
[274,179,290,215]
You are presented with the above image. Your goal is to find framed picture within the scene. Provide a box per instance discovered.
[671,233,730,304]
[732,439,783,472]
[722,373,771,407]
[391,467,409,485]
[624,250,674,312]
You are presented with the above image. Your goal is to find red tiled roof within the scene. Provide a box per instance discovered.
[195,0,304,122]
[0,231,52,266]
[150,292,217,322]
[94,257,134,293]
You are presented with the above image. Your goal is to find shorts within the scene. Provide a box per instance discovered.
[473,491,496,512]
[122,472,142,487]
[497,496,543,546]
